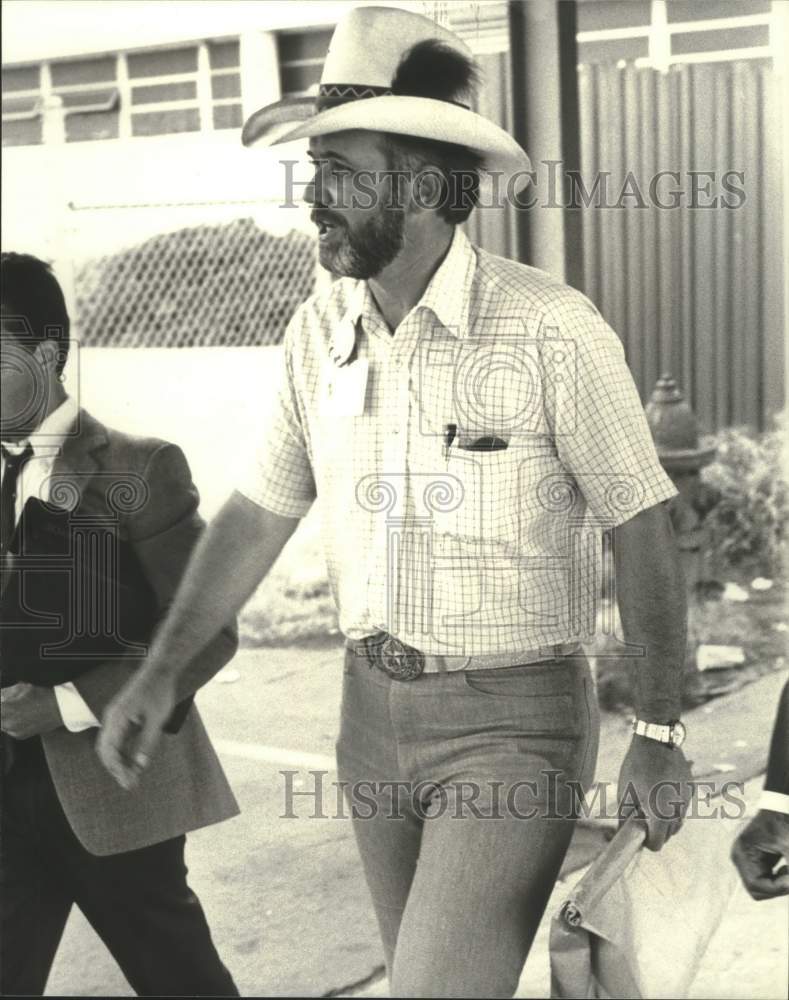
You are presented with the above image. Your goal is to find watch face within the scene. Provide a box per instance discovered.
[670,720,687,747]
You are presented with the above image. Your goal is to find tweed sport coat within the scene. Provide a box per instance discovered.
[5,409,240,856]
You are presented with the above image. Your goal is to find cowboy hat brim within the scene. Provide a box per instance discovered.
[242,95,532,192]
[242,96,315,146]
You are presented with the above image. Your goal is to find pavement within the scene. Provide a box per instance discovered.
[45,642,788,998]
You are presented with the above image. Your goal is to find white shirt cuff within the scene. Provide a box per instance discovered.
[54,682,100,732]
[758,790,789,816]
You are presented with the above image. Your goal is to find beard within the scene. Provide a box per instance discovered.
[317,205,406,280]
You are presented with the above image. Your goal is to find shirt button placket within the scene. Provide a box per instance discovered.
[368,345,396,627]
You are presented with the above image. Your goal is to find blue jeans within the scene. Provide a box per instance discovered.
[336,647,600,998]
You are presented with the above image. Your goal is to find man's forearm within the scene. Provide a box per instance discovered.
[613,503,687,722]
[146,490,300,682]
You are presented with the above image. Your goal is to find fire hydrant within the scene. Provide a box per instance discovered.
[595,373,718,709]
[645,373,717,594]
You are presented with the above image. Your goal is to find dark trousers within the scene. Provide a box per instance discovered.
[0,737,238,997]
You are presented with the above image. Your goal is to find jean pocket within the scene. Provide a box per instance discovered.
[462,660,575,697]
[463,665,578,734]
[463,670,573,706]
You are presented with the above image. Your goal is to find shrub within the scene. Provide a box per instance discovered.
[239,510,338,646]
[701,414,788,576]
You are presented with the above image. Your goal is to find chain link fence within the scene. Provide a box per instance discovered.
[68,199,317,348]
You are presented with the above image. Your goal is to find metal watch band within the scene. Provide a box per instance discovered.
[633,719,672,743]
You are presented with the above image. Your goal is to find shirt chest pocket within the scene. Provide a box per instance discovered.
[429,438,560,550]
[428,446,520,547]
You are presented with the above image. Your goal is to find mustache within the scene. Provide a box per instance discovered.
[310,208,345,228]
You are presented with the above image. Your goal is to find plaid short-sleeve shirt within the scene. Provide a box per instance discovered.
[238,228,677,655]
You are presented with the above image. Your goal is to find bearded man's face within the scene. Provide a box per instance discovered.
[306,131,407,280]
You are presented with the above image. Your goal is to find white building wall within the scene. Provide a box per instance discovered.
[2,129,314,259]
[68,345,282,517]
[2,1,418,64]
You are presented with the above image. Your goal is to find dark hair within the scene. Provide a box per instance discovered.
[381,38,484,225]
[0,252,70,376]
[380,133,484,225]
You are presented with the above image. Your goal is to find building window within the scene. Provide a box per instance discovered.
[52,56,120,142]
[128,45,200,138]
[208,40,242,130]
[577,0,773,68]
[1,64,43,145]
[127,40,241,137]
[277,29,332,96]
[1,37,243,147]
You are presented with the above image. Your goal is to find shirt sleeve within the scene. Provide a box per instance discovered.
[541,293,678,527]
[757,790,789,816]
[236,320,317,518]
[54,682,100,732]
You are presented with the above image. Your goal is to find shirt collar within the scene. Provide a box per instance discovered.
[341,226,476,341]
[2,395,79,459]
[331,280,389,364]
[345,280,380,334]
[416,226,476,336]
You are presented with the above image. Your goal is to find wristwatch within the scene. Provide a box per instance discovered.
[632,718,686,748]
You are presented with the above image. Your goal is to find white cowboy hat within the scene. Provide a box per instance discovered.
[242,5,532,192]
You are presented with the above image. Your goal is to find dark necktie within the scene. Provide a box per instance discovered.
[1,443,33,772]
[1,443,34,558]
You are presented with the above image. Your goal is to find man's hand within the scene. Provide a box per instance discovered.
[731,810,789,900]
[0,683,63,739]
[617,735,693,850]
[96,667,177,790]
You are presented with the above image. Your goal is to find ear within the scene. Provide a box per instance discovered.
[410,166,445,215]
[34,339,61,378]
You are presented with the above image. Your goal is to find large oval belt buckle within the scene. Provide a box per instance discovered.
[380,635,424,681]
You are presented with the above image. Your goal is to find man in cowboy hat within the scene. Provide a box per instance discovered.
[98,6,693,996]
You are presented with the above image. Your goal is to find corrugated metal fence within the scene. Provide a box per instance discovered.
[468,55,784,433]
[578,60,783,433]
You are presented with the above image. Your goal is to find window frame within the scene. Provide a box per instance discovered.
[2,36,243,146]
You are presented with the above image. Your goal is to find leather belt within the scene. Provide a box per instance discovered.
[348,631,581,681]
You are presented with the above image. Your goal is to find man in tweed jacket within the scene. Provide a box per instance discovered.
[1,252,240,995]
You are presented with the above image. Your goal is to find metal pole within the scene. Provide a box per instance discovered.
[508,0,583,287]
